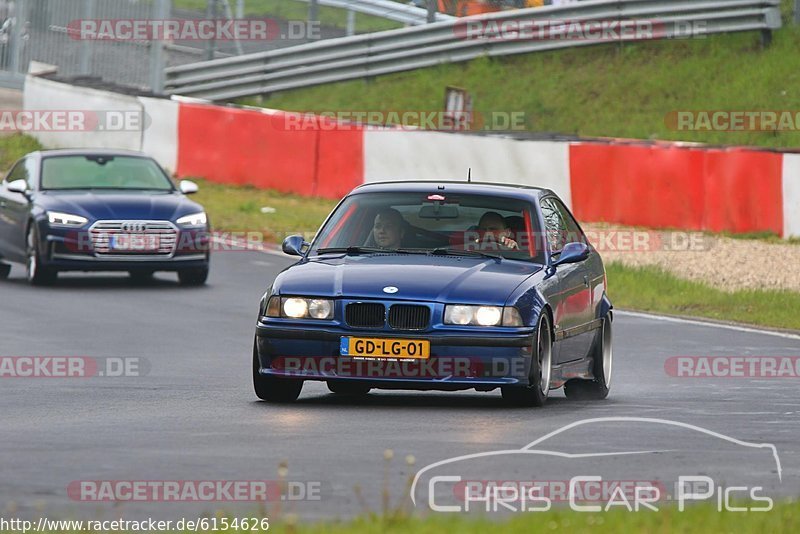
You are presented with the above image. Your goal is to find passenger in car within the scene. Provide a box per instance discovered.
[476,211,519,250]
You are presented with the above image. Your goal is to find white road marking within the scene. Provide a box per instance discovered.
[616,310,800,341]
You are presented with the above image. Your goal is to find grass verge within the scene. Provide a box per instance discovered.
[244,21,800,149]
[0,134,45,170]
[190,178,338,241]
[606,263,800,331]
[297,503,799,533]
[172,0,401,33]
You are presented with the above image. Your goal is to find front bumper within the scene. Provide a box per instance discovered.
[41,226,209,271]
[255,321,536,390]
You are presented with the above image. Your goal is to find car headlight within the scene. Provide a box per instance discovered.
[176,212,207,227]
[266,296,334,320]
[47,211,88,227]
[444,305,523,327]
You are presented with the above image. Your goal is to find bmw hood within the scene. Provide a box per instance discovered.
[274,254,543,305]
[36,191,202,222]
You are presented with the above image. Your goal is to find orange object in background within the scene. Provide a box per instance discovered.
[438,1,503,16]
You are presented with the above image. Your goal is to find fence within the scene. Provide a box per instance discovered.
[164,0,783,101]
[2,0,419,92]
[0,0,174,91]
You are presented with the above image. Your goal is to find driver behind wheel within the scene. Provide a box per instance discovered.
[369,208,406,250]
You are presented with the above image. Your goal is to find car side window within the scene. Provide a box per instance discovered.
[4,160,26,185]
[551,198,586,245]
[541,198,568,253]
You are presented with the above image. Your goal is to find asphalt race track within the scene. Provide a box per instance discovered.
[1,250,799,521]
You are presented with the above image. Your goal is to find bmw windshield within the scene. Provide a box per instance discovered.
[310,191,546,263]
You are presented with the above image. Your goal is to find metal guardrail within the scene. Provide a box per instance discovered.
[296,0,455,25]
[165,0,782,101]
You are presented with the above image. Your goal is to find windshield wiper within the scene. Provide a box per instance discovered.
[315,246,391,255]
[429,248,501,260]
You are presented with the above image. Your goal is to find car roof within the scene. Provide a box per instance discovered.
[351,181,555,201]
[31,148,153,159]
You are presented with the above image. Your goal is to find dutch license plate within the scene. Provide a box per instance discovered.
[110,234,160,251]
[340,337,430,359]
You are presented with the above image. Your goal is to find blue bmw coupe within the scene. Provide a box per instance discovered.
[254,181,612,406]
[0,149,210,285]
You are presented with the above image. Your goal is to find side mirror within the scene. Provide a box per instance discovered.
[7,179,28,195]
[552,242,590,267]
[282,235,309,256]
[179,180,199,194]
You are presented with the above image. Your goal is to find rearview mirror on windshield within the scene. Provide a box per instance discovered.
[418,203,459,219]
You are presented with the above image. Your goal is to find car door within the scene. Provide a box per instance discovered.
[0,158,35,261]
[541,197,594,363]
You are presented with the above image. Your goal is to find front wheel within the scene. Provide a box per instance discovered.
[0,262,10,280]
[27,225,57,286]
[178,266,208,286]
[501,312,552,407]
[253,342,303,402]
[564,316,612,401]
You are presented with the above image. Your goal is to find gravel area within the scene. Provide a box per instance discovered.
[583,223,800,292]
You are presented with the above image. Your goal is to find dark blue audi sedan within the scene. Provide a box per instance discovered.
[0,149,210,285]
[254,181,612,406]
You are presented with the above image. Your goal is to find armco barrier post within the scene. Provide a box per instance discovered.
[79,0,96,75]
[7,0,27,75]
[150,0,171,93]
[427,0,437,23]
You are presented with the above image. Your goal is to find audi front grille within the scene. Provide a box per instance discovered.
[89,220,178,256]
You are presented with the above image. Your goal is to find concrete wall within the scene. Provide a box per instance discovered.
[364,130,572,206]
[23,76,179,173]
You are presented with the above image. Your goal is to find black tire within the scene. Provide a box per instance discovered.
[501,312,552,407]
[564,316,612,401]
[327,381,371,397]
[252,341,303,402]
[178,266,208,286]
[129,270,154,283]
[26,225,57,286]
[0,262,10,280]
